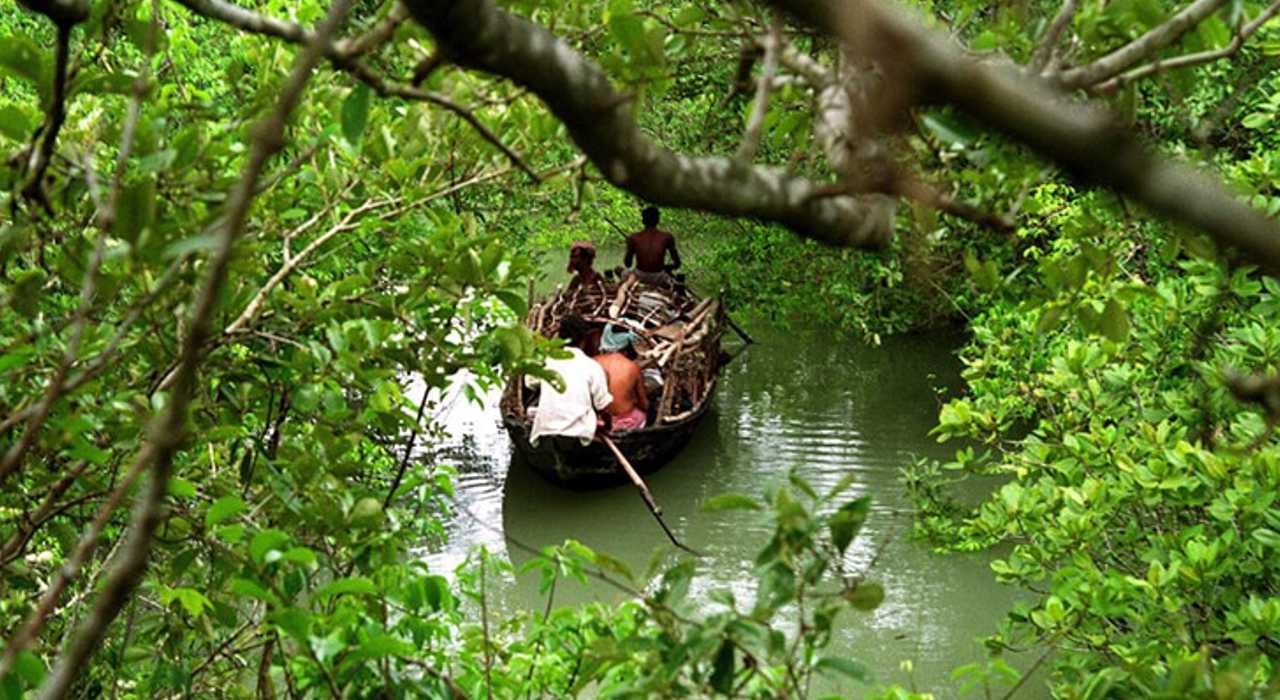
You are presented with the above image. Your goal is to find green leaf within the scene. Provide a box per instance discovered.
[494,289,528,317]
[709,640,735,694]
[423,574,451,611]
[1252,527,1280,548]
[317,576,378,599]
[351,634,413,662]
[0,347,36,373]
[846,581,885,611]
[1036,304,1065,335]
[829,496,871,556]
[609,14,648,59]
[0,106,32,142]
[920,112,977,148]
[1243,112,1273,129]
[341,83,372,145]
[1100,299,1130,343]
[114,177,156,244]
[229,577,278,605]
[205,495,246,527]
[164,587,211,617]
[14,651,45,687]
[269,607,312,641]
[168,478,197,499]
[700,493,763,512]
[815,656,868,681]
[249,529,290,564]
[0,35,46,92]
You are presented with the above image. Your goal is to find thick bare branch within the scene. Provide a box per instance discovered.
[772,0,1280,269]
[1094,0,1280,93]
[34,1,356,696]
[1030,0,1078,73]
[1055,0,1229,89]
[403,0,892,247]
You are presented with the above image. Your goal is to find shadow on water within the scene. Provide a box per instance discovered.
[416,322,1044,698]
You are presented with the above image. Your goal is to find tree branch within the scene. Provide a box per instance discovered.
[1093,0,1280,93]
[33,1,356,696]
[737,17,782,162]
[403,0,892,247]
[0,7,158,487]
[1030,0,1078,74]
[334,1,409,58]
[1055,0,1229,89]
[170,0,539,181]
[20,22,75,210]
[772,0,1280,269]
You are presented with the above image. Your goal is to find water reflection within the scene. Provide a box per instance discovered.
[413,324,1037,697]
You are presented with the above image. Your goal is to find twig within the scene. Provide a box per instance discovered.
[0,453,149,680]
[383,388,431,509]
[479,550,494,700]
[19,11,82,209]
[1030,0,1078,74]
[1054,0,1230,89]
[1093,0,1280,93]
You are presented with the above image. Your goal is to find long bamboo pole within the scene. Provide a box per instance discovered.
[600,435,700,556]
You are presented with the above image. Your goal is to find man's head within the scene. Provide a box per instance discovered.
[567,240,596,274]
[642,206,660,228]
[558,315,591,348]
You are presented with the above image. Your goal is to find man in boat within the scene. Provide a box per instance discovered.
[526,315,613,447]
[625,206,681,286]
[595,325,648,432]
[565,240,603,291]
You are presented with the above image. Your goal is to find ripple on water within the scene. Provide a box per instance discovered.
[413,325,1042,698]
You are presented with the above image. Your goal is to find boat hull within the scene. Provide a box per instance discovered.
[502,399,712,489]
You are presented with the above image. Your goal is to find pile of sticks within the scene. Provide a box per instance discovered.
[524,276,723,424]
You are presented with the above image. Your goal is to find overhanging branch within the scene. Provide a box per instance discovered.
[773,0,1280,269]
[403,0,893,247]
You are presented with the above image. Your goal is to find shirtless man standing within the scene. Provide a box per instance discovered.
[625,206,681,285]
[594,348,649,432]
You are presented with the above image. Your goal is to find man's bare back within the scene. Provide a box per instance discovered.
[625,228,680,274]
[593,352,647,416]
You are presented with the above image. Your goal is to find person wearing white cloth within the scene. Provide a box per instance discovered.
[526,315,613,446]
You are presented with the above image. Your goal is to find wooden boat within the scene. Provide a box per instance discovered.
[500,274,725,489]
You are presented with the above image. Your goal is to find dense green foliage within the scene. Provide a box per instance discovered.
[6,0,1280,697]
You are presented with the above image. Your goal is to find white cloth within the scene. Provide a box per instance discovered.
[526,347,613,446]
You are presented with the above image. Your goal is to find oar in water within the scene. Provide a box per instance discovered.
[600,434,701,556]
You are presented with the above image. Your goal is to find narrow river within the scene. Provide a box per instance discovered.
[414,322,1037,697]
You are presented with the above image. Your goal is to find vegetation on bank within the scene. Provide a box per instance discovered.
[4,0,1280,698]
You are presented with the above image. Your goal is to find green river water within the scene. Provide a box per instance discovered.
[415,319,1044,698]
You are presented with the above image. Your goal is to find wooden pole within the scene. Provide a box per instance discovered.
[600,435,700,556]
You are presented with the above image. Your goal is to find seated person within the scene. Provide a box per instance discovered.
[594,333,649,432]
[526,315,612,446]
[566,240,602,291]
